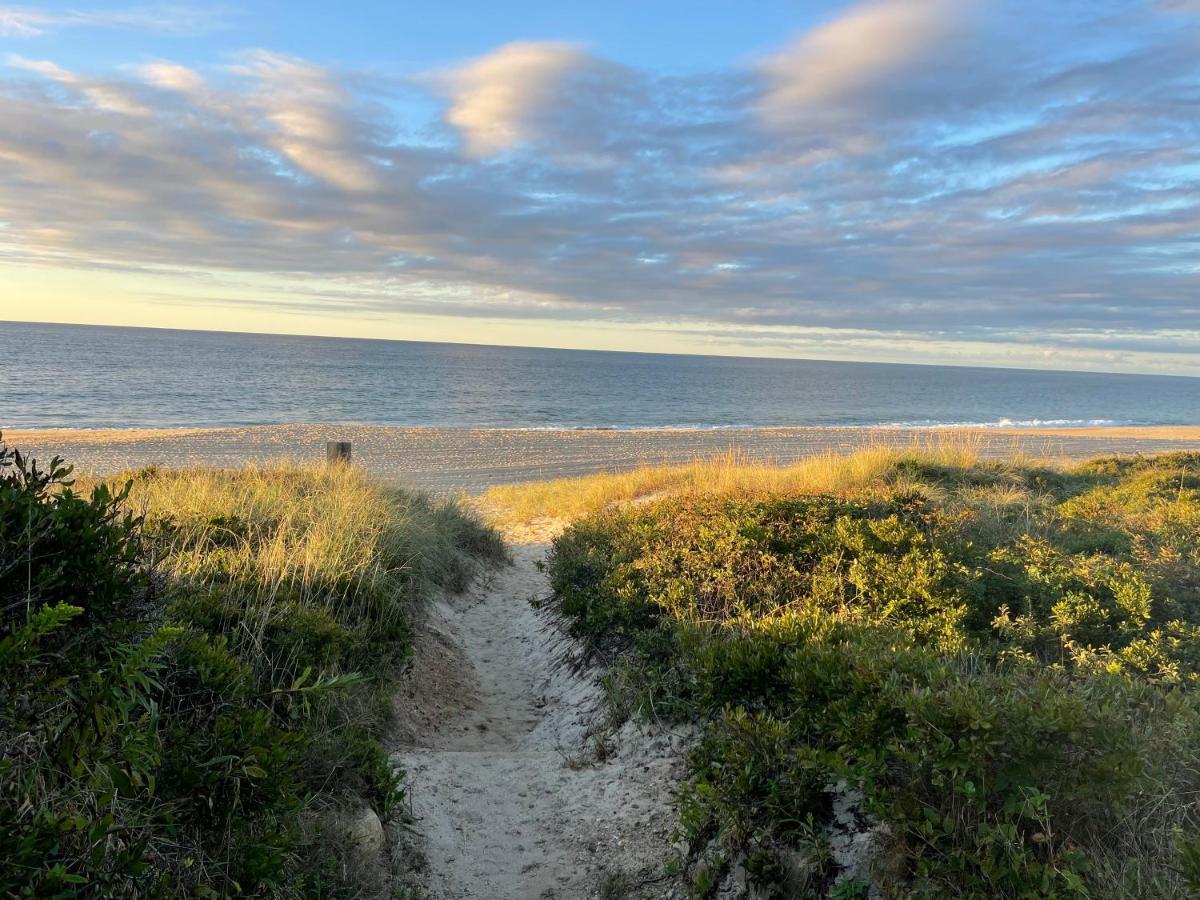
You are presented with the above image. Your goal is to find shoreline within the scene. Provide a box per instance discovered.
[8,422,1200,439]
[5,423,1199,495]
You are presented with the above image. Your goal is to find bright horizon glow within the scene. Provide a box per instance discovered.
[1,0,1198,376]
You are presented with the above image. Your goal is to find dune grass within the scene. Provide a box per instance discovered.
[484,433,1043,525]
[2,447,501,897]
[101,463,503,686]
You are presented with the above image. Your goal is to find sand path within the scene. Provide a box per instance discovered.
[390,524,690,899]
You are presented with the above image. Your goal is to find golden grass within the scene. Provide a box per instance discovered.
[82,463,397,609]
[482,433,1029,526]
[79,462,499,632]
[75,462,502,691]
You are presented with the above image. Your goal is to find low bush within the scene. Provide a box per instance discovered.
[548,451,1200,897]
[0,438,501,895]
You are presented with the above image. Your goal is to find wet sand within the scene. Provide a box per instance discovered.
[4,424,1199,495]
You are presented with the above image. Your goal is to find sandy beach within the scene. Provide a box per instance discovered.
[4,424,1199,495]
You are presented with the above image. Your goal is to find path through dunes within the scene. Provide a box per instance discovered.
[390,523,690,899]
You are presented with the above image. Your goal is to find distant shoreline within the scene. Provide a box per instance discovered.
[8,423,1200,440]
[4,423,1198,495]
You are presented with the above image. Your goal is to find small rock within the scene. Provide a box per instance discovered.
[343,805,386,862]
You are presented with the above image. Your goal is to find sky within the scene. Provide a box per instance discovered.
[0,1,1198,375]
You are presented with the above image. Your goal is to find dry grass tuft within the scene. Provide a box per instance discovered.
[85,462,500,605]
[483,433,1030,526]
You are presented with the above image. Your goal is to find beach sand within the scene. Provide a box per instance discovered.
[5,423,1199,495]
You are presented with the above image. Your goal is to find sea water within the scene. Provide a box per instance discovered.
[2,321,1197,430]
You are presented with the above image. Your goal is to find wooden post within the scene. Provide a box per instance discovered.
[326,441,352,464]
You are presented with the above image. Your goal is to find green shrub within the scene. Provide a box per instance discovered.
[549,453,1200,897]
[0,446,142,629]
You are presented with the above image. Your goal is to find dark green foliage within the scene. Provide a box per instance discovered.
[549,454,1200,897]
[0,446,142,629]
[680,707,830,865]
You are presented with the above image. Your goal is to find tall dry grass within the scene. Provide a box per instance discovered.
[483,432,1040,525]
[129,463,401,609]
[81,462,503,681]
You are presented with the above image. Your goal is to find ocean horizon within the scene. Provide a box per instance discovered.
[3,320,1199,431]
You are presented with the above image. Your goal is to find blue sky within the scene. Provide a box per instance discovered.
[0,0,1198,374]
[2,2,832,71]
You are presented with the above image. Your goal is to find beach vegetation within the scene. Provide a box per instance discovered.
[482,435,1002,525]
[0,436,501,896]
[539,446,1200,897]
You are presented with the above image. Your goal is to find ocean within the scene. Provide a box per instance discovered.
[2,321,1198,430]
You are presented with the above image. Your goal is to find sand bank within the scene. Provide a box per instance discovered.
[4,424,1199,495]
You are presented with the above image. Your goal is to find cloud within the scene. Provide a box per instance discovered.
[0,2,1198,374]
[0,8,43,36]
[0,4,231,37]
[136,61,205,93]
[441,41,635,158]
[231,51,386,192]
[758,0,972,128]
[7,54,153,115]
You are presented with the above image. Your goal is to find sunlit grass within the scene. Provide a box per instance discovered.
[482,432,1044,525]
[80,462,503,679]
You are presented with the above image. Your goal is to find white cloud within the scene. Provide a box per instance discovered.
[442,41,618,157]
[231,51,383,192]
[0,4,230,37]
[758,0,973,128]
[137,61,206,94]
[0,7,48,36]
[7,54,152,115]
